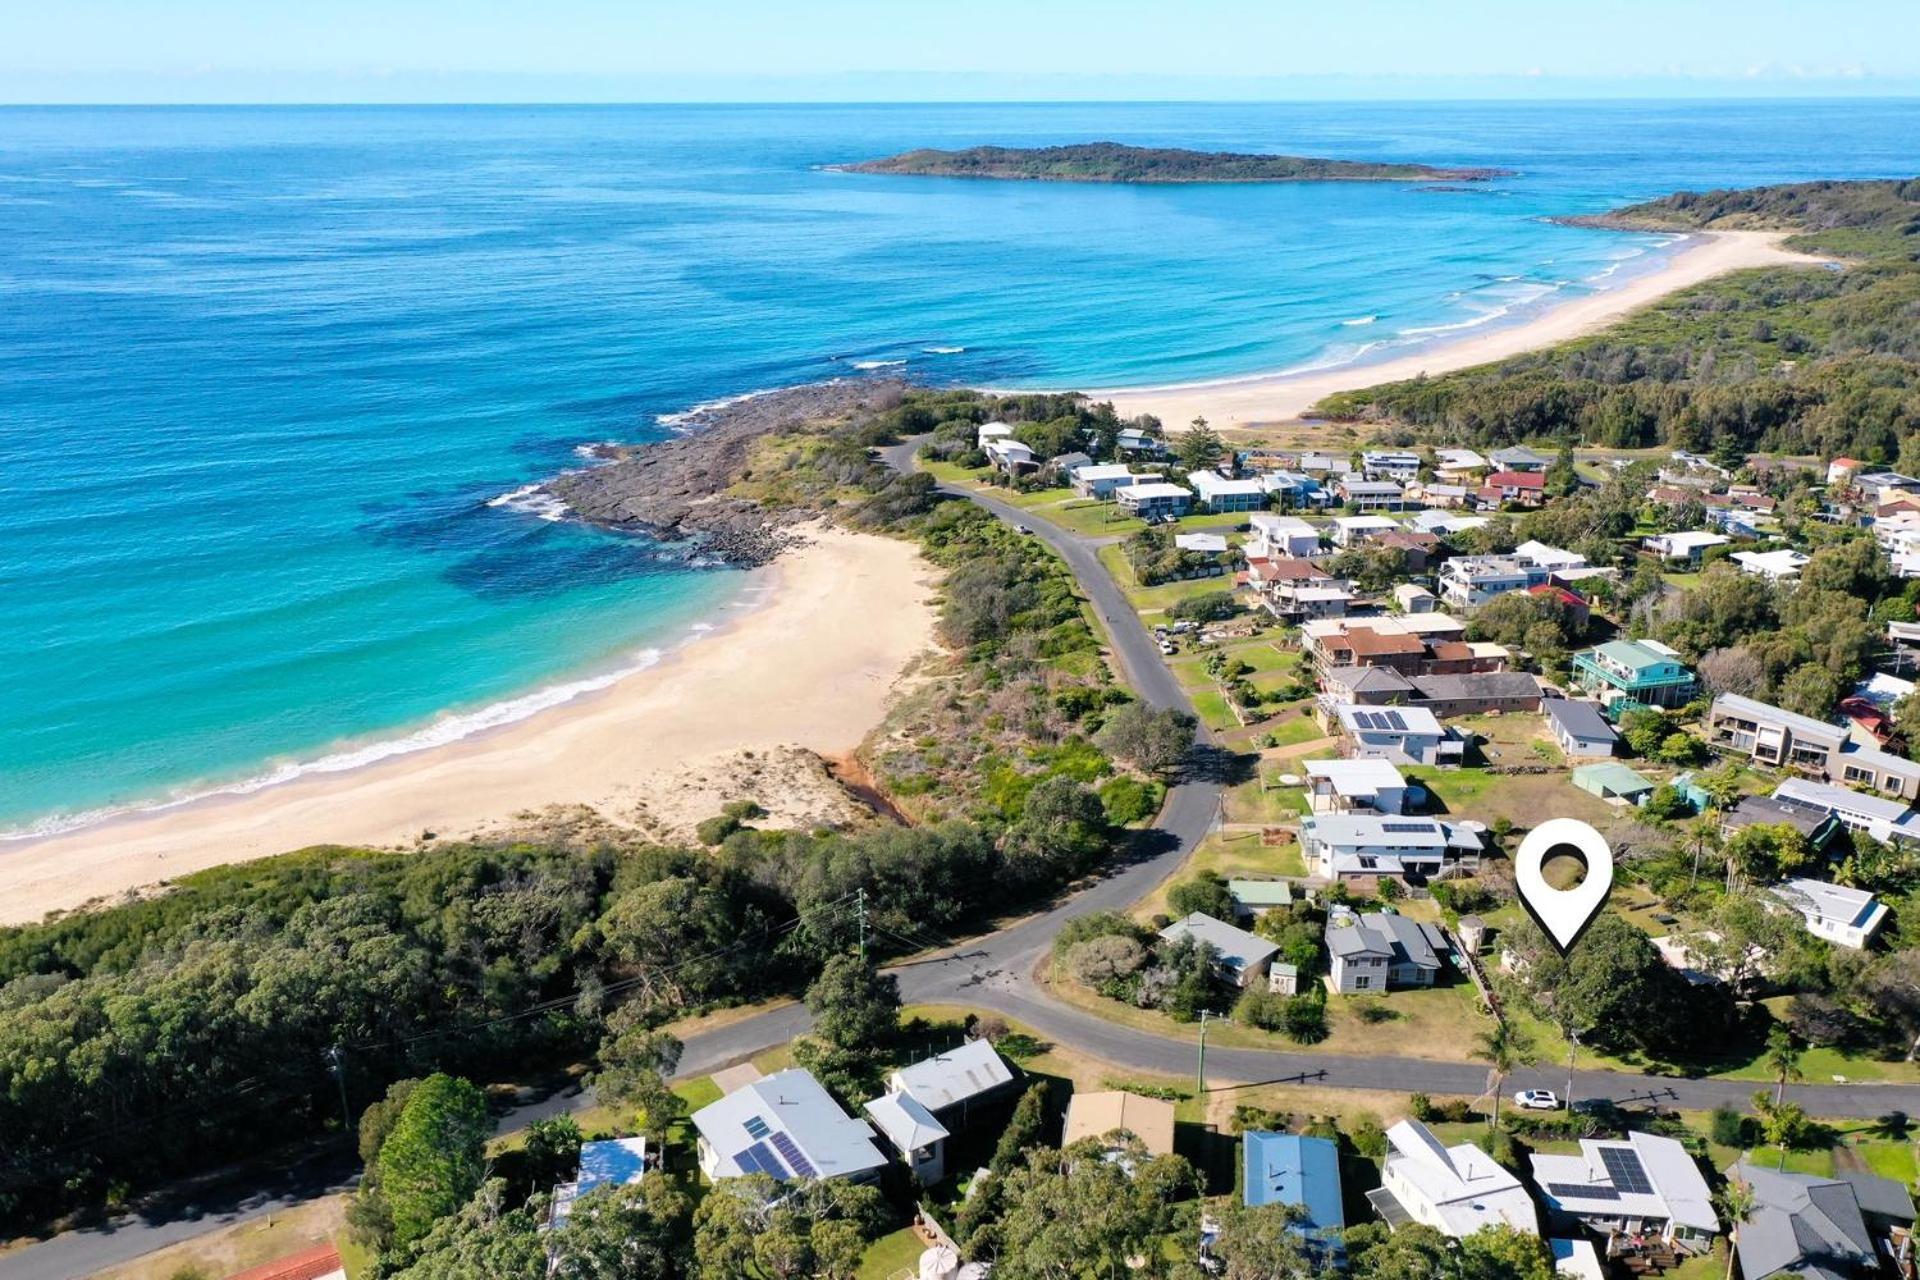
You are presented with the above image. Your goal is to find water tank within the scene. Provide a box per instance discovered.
[919,1245,961,1280]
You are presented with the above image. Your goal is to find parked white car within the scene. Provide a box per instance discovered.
[1514,1089,1561,1111]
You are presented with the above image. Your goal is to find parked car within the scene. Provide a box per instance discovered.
[1514,1089,1561,1111]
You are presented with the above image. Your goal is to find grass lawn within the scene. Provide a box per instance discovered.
[92,1195,354,1280]
[1188,688,1242,733]
[1403,764,1616,829]
[1134,830,1307,920]
[1095,543,1239,616]
[1223,771,1308,825]
[857,1226,928,1280]
[1260,715,1325,748]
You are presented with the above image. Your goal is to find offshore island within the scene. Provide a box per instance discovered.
[839,140,1514,183]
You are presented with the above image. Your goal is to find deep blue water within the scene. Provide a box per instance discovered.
[2,100,1917,833]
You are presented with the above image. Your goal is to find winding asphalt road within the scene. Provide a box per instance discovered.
[11,445,1918,1280]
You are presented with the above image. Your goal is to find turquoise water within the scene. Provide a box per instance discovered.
[3,101,1917,833]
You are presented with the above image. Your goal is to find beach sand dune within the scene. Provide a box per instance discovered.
[1091,230,1829,432]
[0,526,937,926]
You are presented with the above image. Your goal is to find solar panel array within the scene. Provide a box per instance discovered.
[736,1141,787,1179]
[1382,822,1433,834]
[1547,1182,1621,1202]
[1599,1146,1653,1195]
[768,1130,817,1178]
[742,1114,771,1139]
[1348,709,1412,732]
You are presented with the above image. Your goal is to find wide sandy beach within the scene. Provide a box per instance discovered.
[1092,230,1829,431]
[0,526,937,926]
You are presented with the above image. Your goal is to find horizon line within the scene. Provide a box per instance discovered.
[8,93,1920,108]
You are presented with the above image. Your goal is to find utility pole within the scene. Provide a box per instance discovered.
[325,1045,351,1146]
[856,888,867,963]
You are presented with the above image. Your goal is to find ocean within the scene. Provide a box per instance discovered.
[2,100,1917,834]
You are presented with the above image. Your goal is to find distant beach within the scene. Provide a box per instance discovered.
[1091,230,1830,430]
[0,526,936,925]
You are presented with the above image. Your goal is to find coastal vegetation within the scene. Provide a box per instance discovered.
[843,142,1511,184]
[1314,177,1920,465]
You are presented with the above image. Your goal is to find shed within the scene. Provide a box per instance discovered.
[1571,761,1656,805]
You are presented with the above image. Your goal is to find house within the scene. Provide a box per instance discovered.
[1115,481,1193,520]
[1043,452,1094,485]
[1419,482,1471,509]
[1248,512,1320,558]
[1530,1132,1717,1257]
[1438,554,1549,609]
[1063,1090,1175,1156]
[1411,509,1491,536]
[1331,703,1464,764]
[692,1067,888,1184]
[1331,514,1401,546]
[1301,813,1482,881]
[1853,470,1920,507]
[1572,761,1657,805]
[1528,584,1592,634]
[1116,428,1165,457]
[1304,758,1409,815]
[1732,548,1811,581]
[1544,699,1619,760]
[1652,930,1766,987]
[1378,529,1441,573]
[1174,531,1229,555]
[1394,583,1438,613]
[1772,777,1920,844]
[886,1038,1017,1120]
[550,1137,652,1228]
[1490,445,1551,472]
[1481,470,1547,506]
[977,421,1014,448]
[1362,450,1423,481]
[1319,664,1418,706]
[1159,912,1281,988]
[1247,557,1352,620]
[1336,478,1408,512]
[1515,540,1587,572]
[1368,1118,1538,1238]
[1228,879,1294,920]
[1325,907,1448,992]
[1315,626,1428,674]
[863,1093,950,1185]
[1436,447,1489,478]
[1572,639,1697,710]
[1406,671,1544,717]
[1722,793,1850,859]
[983,438,1036,474]
[1643,530,1730,564]
[1550,1238,1606,1280]
[1297,452,1347,475]
[1072,463,1146,499]
[1827,456,1863,487]
[1727,1159,1913,1280]
[1243,1133,1345,1259]
[1771,878,1890,949]
[1188,470,1268,513]
[224,1246,347,1280]
[1708,693,1920,801]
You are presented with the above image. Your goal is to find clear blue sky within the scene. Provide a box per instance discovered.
[5,0,1918,103]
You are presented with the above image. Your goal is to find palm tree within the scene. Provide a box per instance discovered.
[1713,1177,1755,1280]
[1764,1025,1804,1107]
[1475,1023,1538,1134]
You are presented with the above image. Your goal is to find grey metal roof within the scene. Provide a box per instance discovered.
[1732,1160,1876,1280]
[889,1039,1014,1112]
[1323,665,1416,695]
[1711,693,1845,746]
[1408,672,1542,702]
[692,1067,888,1182]
[1544,699,1617,742]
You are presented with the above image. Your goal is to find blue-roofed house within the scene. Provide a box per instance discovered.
[1243,1132,1345,1259]
[548,1136,651,1229]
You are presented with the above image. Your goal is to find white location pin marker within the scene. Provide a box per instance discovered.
[1514,817,1614,955]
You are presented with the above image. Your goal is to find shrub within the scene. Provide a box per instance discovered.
[696,814,742,845]
[1235,988,1291,1033]
[1280,996,1329,1044]
[1169,591,1239,623]
[1408,1092,1434,1121]
[1710,1102,1750,1149]
[1098,776,1163,825]
[1349,1114,1388,1160]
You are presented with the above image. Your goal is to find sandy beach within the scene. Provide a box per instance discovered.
[1093,230,1830,431]
[0,525,938,926]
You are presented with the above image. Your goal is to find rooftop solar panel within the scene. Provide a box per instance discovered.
[739,1141,784,1178]
[1599,1147,1653,1195]
[1547,1182,1621,1202]
[769,1130,818,1178]
[742,1115,771,1139]
[1385,711,1407,731]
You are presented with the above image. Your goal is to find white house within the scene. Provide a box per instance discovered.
[984,438,1035,473]
[1362,450,1423,481]
[1515,540,1588,572]
[1543,699,1619,760]
[1438,555,1548,609]
[977,421,1014,448]
[1771,879,1890,950]
[863,1038,1018,1186]
[1300,813,1482,881]
[1073,463,1145,500]
[1116,482,1193,520]
[1188,470,1269,513]
[1531,1132,1717,1257]
[1643,530,1731,564]
[1394,583,1438,613]
[1336,478,1408,513]
[1331,703,1463,765]
[862,1092,949,1185]
[1369,1119,1538,1238]
[1249,513,1320,558]
[1116,428,1165,457]
[1732,548,1811,581]
[1436,448,1489,477]
[1303,758,1409,815]
[1411,511,1491,537]
[1174,531,1229,555]
[1772,778,1920,844]
[1158,912,1281,988]
[1331,515,1401,547]
[693,1068,888,1184]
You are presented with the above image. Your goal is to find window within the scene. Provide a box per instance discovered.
[1354,977,1371,989]
[1843,764,1874,785]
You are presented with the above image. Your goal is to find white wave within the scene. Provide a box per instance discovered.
[655,384,789,431]
[922,345,966,354]
[573,441,621,461]
[487,482,571,522]
[850,359,907,370]
[0,646,670,843]
[1339,314,1378,327]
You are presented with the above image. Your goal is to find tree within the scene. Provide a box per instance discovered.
[1698,761,1746,810]
[1752,1090,1813,1170]
[693,1175,885,1280]
[1095,702,1196,774]
[1210,1203,1314,1279]
[1863,950,1920,1060]
[1725,822,1812,888]
[1460,1224,1555,1280]
[1168,870,1238,920]
[805,953,900,1055]
[1777,662,1846,720]
[386,1181,548,1280]
[986,1139,1198,1278]
[1697,646,1767,697]
[1474,1024,1537,1133]
[1764,1025,1804,1107]
[591,1028,686,1141]
[1344,1222,1453,1280]
[1177,418,1225,473]
[1063,935,1149,988]
[1003,776,1112,890]
[376,1073,492,1250]
[1714,1178,1756,1280]
[550,1177,694,1280]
